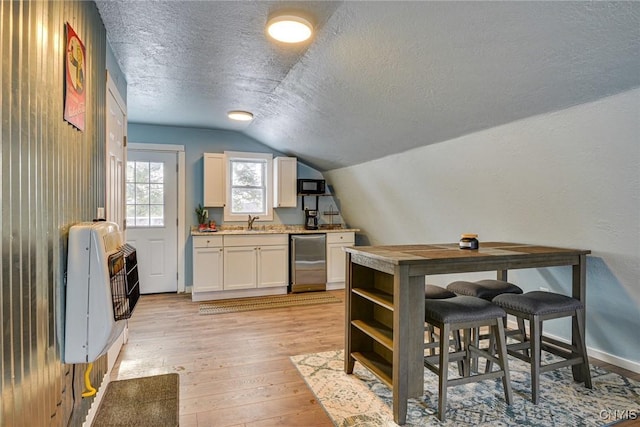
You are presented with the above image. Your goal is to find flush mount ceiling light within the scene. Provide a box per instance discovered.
[227,110,254,122]
[266,13,313,43]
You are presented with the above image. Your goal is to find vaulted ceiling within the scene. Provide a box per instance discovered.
[95,1,640,171]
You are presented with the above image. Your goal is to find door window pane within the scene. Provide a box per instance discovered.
[126,161,165,227]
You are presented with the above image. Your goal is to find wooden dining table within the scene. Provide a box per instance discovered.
[343,242,590,425]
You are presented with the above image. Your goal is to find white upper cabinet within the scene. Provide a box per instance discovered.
[273,156,297,208]
[203,153,225,207]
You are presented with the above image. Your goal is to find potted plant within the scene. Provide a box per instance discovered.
[195,204,208,227]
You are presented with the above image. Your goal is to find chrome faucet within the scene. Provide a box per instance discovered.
[247,214,259,230]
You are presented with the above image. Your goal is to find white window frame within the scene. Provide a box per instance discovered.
[223,151,274,222]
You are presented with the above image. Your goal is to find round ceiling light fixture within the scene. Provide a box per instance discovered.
[266,13,313,43]
[227,110,254,122]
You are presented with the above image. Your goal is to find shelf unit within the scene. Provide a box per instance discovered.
[348,264,396,388]
[299,193,331,211]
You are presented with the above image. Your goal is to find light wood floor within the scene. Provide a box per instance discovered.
[110,291,345,426]
[110,290,639,427]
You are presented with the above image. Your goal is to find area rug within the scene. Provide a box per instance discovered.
[291,350,640,426]
[199,292,342,315]
[92,373,179,427]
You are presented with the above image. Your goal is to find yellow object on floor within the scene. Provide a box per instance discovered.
[82,362,96,398]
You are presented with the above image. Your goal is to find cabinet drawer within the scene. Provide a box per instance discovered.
[223,234,288,247]
[193,235,223,248]
[326,232,355,244]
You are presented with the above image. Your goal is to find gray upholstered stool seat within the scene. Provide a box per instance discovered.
[493,291,583,314]
[425,284,457,299]
[426,295,506,323]
[424,296,512,421]
[447,279,523,300]
[492,291,592,404]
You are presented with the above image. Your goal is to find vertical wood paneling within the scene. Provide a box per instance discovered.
[1,1,109,426]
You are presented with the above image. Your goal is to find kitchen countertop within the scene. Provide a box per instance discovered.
[191,225,359,236]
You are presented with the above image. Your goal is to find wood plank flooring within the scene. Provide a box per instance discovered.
[109,290,639,427]
[110,291,345,426]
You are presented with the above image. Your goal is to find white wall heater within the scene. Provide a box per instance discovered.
[64,221,139,364]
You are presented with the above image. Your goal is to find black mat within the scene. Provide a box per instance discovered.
[93,373,179,427]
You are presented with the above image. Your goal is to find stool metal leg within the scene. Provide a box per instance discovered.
[494,321,513,404]
[462,328,472,378]
[575,308,592,389]
[425,323,435,356]
[530,315,541,404]
[438,322,451,421]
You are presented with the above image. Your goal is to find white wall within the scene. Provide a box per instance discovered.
[326,88,640,370]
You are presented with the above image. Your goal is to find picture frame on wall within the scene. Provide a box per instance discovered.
[64,22,86,131]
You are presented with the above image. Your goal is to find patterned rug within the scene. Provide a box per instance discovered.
[199,292,342,315]
[291,350,640,426]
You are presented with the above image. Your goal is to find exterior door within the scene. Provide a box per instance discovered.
[126,149,178,294]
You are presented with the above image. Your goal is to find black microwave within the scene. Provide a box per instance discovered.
[297,179,326,195]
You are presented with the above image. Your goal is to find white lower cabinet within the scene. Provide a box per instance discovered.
[193,231,355,300]
[326,232,355,288]
[192,236,224,293]
[223,234,288,291]
[257,245,288,288]
[223,245,257,290]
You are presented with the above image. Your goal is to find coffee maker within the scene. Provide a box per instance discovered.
[304,209,318,230]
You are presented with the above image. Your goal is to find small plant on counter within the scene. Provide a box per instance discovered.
[195,204,208,225]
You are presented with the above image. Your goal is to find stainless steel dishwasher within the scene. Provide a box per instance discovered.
[290,234,326,293]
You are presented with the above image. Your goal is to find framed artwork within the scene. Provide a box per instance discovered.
[64,23,86,131]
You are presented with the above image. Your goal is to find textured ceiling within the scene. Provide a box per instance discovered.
[95,1,640,171]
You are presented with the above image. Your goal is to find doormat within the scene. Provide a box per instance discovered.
[291,350,640,426]
[93,373,179,427]
[199,292,342,315]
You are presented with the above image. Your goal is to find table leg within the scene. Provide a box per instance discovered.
[392,267,425,425]
[344,252,355,373]
[572,254,587,381]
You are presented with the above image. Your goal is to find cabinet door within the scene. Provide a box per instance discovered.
[273,157,297,208]
[257,245,288,288]
[193,247,223,292]
[327,244,348,284]
[203,153,225,207]
[223,246,257,290]
[326,233,355,284]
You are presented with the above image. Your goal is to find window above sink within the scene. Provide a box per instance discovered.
[224,151,274,222]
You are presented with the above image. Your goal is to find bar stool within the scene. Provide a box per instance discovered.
[423,296,512,421]
[492,291,592,404]
[447,279,525,371]
[424,285,458,358]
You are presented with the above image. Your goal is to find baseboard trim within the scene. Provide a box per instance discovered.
[191,286,287,301]
[82,372,110,427]
[505,318,640,374]
[586,347,640,374]
[326,282,345,291]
